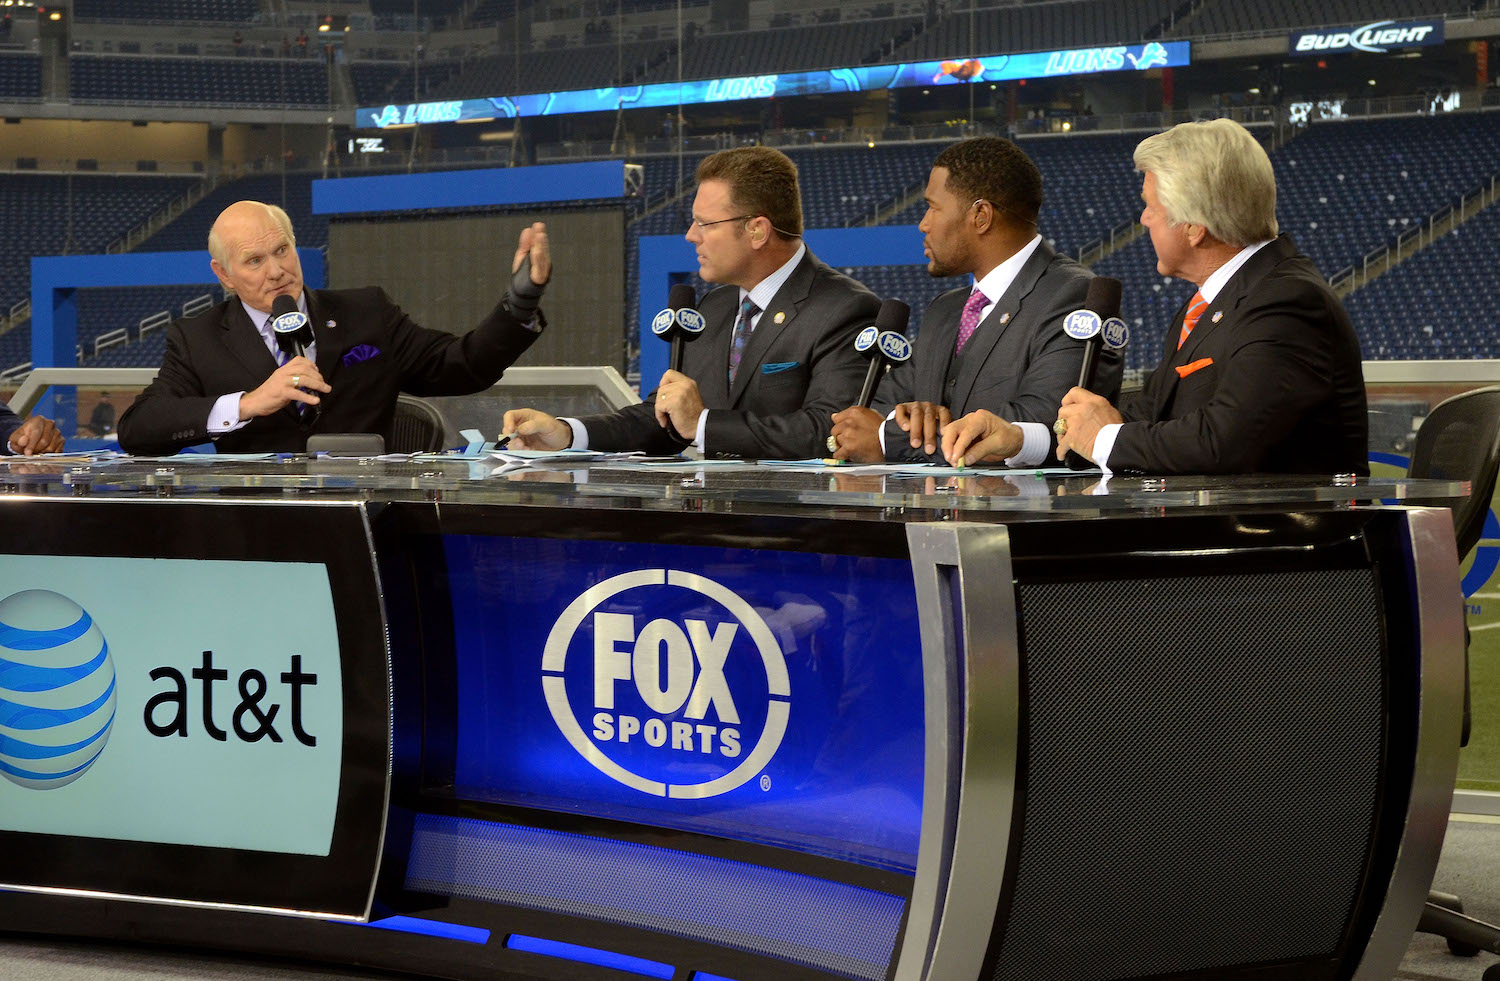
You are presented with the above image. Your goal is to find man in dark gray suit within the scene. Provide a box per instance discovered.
[0,403,63,456]
[829,137,1120,464]
[504,146,880,459]
[943,119,1367,475]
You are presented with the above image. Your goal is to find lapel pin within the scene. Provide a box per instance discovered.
[998,312,1011,324]
[325,320,336,328]
[773,311,785,324]
[1211,311,1223,323]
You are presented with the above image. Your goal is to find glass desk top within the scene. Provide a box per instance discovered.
[0,454,1468,521]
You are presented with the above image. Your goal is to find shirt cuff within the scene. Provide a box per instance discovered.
[561,417,589,451]
[1005,421,1052,468]
[694,409,709,453]
[208,393,250,435]
[878,408,898,457]
[1093,423,1123,474]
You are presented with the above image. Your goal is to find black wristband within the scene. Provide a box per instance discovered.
[506,254,545,323]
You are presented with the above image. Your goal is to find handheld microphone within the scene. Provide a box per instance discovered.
[854,299,912,408]
[270,293,313,360]
[650,283,705,373]
[1061,277,1126,392]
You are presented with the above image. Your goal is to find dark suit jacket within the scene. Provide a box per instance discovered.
[875,241,1121,463]
[580,250,880,459]
[118,287,542,455]
[0,403,18,452]
[1110,235,1368,475]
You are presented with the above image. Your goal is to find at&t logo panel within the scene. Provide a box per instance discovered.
[542,569,789,800]
[0,590,117,790]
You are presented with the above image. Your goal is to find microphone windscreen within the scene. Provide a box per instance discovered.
[668,283,697,311]
[1084,277,1122,320]
[271,293,299,319]
[873,298,911,334]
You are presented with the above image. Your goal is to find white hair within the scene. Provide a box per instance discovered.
[1133,118,1278,248]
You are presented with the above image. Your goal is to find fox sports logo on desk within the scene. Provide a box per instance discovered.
[542,569,790,800]
[0,589,117,790]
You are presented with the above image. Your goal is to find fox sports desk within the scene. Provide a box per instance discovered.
[0,457,1470,981]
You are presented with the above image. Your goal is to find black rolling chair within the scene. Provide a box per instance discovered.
[1405,387,1500,970]
[390,394,450,453]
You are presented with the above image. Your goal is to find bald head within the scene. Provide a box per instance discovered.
[208,201,304,314]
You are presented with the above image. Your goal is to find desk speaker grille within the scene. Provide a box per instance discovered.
[990,569,1385,980]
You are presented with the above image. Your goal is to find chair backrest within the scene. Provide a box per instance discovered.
[391,394,449,453]
[1405,385,1500,558]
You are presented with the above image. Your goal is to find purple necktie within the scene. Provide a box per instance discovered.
[728,295,759,386]
[954,288,989,354]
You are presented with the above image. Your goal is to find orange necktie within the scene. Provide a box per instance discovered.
[1177,290,1208,349]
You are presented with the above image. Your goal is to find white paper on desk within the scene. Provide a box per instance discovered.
[491,448,605,464]
[608,458,749,471]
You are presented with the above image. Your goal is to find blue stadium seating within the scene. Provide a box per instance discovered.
[0,54,41,101]
[76,285,220,366]
[424,39,678,99]
[351,59,463,105]
[1178,0,1473,38]
[0,174,200,365]
[70,56,330,108]
[1089,235,1192,373]
[73,0,259,23]
[1343,205,1500,361]
[0,324,30,373]
[1270,113,1500,279]
[641,19,918,83]
[900,0,1176,61]
[136,173,327,256]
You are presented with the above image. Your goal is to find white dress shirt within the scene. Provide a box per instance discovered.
[207,294,315,435]
[566,243,808,454]
[878,235,1042,456]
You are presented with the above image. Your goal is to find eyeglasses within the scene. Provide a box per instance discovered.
[691,214,757,230]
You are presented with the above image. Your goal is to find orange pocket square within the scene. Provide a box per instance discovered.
[1175,357,1214,378]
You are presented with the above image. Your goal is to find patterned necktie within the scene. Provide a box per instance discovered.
[1177,290,1209,349]
[728,295,759,386]
[954,287,989,354]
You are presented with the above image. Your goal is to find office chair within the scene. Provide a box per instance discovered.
[1404,387,1500,969]
[390,394,449,453]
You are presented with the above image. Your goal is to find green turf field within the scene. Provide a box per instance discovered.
[1369,456,1499,790]
[1460,559,1500,791]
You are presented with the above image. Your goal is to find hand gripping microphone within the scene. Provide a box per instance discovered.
[854,299,912,408]
[270,293,313,361]
[1061,276,1127,392]
[650,283,706,373]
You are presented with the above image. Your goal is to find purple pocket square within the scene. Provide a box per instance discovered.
[341,344,381,366]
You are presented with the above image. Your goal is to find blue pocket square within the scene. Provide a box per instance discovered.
[762,361,800,375]
[341,344,381,366]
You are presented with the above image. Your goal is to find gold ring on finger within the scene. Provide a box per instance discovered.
[1053,417,1068,437]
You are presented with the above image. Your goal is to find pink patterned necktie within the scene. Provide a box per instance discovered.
[954,288,989,354]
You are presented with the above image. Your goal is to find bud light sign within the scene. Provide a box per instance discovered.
[444,534,926,871]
